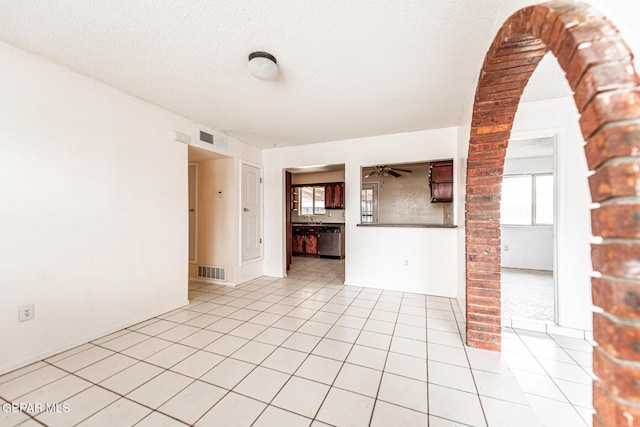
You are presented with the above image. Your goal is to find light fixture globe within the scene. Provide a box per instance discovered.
[248,51,278,80]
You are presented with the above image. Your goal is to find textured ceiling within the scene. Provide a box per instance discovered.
[507,137,555,159]
[1,0,624,149]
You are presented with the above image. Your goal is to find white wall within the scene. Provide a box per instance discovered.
[0,42,188,373]
[501,227,553,270]
[263,127,459,297]
[0,42,262,374]
[511,98,592,331]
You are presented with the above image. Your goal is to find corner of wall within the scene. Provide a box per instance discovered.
[455,125,470,314]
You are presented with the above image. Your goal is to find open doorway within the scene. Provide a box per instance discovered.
[500,136,556,325]
[187,145,234,286]
[285,164,346,279]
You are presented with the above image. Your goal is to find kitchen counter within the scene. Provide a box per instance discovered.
[357,223,457,228]
[292,222,344,227]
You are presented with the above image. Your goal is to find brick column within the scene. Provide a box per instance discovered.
[466,2,640,425]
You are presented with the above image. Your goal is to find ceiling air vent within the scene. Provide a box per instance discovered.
[199,131,214,144]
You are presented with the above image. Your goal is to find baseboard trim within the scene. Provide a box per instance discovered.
[189,276,236,287]
[502,316,593,340]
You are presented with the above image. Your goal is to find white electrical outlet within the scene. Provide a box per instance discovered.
[403,259,409,267]
[504,244,509,251]
[19,304,34,322]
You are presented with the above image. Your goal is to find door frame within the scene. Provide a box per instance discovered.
[506,129,561,325]
[285,171,292,270]
[188,161,198,265]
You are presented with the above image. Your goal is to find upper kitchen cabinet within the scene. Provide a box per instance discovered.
[429,160,453,203]
[324,182,344,209]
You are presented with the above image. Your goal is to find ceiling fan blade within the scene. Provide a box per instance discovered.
[364,172,374,178]
[391,168,413,173]
[387,170,401,177]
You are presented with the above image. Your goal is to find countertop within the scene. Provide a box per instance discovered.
[293,222,456,228]
[292,222,344,227]
[357,223,457,228]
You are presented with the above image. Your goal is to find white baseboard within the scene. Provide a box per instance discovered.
[189,276,236,287]
[502,316,592,340]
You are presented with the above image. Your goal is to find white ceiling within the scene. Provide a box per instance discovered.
[507,137,555,159]
[0,1,582,149]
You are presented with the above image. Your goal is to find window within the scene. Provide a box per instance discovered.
[501,174,553,225]
[299,186,325,215]
[361,183,378,223]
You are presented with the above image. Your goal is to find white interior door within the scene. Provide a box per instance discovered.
[242,163,261,262]
[188,163,196,263]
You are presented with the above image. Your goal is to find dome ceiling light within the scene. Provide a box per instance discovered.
[248,51,278,80]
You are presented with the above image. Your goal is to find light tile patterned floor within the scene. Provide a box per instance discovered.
[501,268,554,322]
[0,258,593,426]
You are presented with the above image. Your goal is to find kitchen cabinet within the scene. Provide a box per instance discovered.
[292,226,319,256]
[290,187,297,210]
[324,182,344,209]
[304,233,319,255]
[429,160,453,203]
[292,229,304,254]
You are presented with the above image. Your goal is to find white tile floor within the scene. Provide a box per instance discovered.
[0,257,594,426]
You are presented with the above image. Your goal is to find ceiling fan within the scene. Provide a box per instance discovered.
[363,165,413,178]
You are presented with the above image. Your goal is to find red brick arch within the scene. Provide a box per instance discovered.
[465,2,640,424]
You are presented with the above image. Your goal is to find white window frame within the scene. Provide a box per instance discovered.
[501,173,554,226]
[361,182,379,223]
[298,186,326,215]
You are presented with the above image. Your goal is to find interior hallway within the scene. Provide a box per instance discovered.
[0,258,593,426]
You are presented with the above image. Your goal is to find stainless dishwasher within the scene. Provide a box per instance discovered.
[318,226,342,257]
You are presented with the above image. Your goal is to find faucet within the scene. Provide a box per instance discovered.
[303,215,313,224]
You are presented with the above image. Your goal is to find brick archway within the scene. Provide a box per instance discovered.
[465,2,640,424]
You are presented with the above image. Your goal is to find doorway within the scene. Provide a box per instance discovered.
[285,164,346,277]
[187,145,233,284]
[500,136,557,325]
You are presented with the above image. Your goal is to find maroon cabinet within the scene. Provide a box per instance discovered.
[304,233,319,255]
[292,230,304,254]
[429,160,454,203]
[324,182,344,209]
[292,226,319,256]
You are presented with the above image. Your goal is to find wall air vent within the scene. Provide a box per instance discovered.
[199,131,214,144]
[197,265,226,282]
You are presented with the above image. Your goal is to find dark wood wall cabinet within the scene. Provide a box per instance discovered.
[324,182,344,209]
[292,226,320,256]
[291,182,345,210]
[429,160,454,203]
